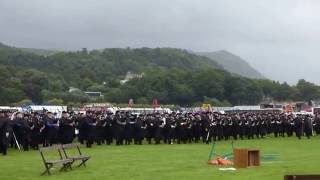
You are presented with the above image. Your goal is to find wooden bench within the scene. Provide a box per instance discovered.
[284,175,320,180]
[62,143,91,168]
[39,145,73,176]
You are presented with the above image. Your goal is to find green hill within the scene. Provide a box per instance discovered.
[0,42,318,106]
[0,47,222,84]
[0,43,233,105]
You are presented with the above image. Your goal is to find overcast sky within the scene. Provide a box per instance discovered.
[1,0,320,84]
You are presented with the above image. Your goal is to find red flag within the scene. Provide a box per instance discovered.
[152,99,159,108]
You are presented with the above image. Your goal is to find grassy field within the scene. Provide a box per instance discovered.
[0,136,320,180]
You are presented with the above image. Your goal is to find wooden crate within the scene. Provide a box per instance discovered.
[233,148,260,168]
[284,175,320,180]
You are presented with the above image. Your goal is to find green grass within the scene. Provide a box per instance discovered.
[1,136,320,180]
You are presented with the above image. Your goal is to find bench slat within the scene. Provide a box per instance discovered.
[39,145,63,152]
[68,155,91,160]
[46,159,73,164]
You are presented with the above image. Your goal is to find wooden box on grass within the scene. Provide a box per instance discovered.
[233,149,260,168]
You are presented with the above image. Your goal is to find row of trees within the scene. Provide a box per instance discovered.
[104,69,320,106]
[0,44,320,106]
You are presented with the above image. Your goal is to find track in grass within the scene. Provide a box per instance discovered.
[0,136,319,180]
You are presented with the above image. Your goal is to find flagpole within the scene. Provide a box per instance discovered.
[10,111,21,151]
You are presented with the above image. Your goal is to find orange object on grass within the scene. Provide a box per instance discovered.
[208,157,233,166]
[207,159,219,165]
[217,158,233,165]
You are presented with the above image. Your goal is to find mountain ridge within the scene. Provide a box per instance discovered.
[197,50,265,79]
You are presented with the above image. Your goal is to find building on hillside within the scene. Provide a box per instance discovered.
[120,71,144,84]
[85,91,103,98]
[68,87,81,93]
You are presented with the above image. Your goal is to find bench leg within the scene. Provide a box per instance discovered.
[69,162,73,170]
[68,160,75,170]
[60,163,72,172]
[77,159,89,168]
[41,164,52,176]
